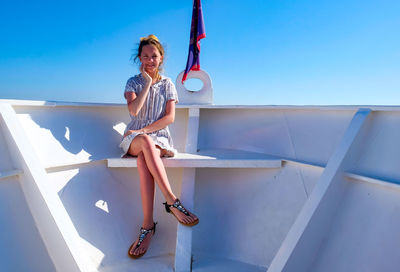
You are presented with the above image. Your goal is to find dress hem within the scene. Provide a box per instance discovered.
[119,133,177,158]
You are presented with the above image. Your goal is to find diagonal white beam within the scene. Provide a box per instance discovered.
[268,108,372,272]
[0,103,96,272]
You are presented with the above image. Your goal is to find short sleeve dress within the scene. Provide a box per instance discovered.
[119,74,179,157]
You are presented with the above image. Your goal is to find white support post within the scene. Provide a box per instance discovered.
[175,168,196,272]
[175,108,200,272]
[185,108,201,154]
[268,108,372,272]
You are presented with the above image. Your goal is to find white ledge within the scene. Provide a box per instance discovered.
[345,172,400,190]
[44,159,102,171]
[107,149,282,168]
[0,169,23,180]
[3,99,400,112]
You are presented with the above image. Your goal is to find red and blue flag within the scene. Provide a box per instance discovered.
[182,0,206,83]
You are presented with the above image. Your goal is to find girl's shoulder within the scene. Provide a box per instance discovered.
[159,75,174,86]
[127,74,143,85]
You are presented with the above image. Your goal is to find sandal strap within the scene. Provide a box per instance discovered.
[163,199,190,216]
[136,222,157,248]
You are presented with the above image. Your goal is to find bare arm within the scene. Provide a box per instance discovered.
[126,66,152,116]
[124,100,176,136]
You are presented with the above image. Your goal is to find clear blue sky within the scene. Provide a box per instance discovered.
[0,0,399,105]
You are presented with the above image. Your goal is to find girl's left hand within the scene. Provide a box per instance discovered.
[124,129,146,137]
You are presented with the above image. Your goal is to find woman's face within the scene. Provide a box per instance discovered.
[139,44,163,74]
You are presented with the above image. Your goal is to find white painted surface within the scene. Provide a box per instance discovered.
[14,106,189,169]
[0,176,56,272]
[176,70,213,105]
[268,108,372,272]
[0,118,15,173]
[46,164,182,271]
[5,98,400,111]
[197,108,354,166]
[192,166,317,269]
[175,168,197,272]
[2,100,400,271]
[175,107,200,272]
[349,111,400,183]
[192,254,266,272]
[345,172,400,190]
[107,149,282,168]
[0,123,55,272]
[0,104,89,272]
[0,169,23,180]
[310,179,400,272]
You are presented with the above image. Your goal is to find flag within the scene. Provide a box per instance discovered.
[182,0,206,83]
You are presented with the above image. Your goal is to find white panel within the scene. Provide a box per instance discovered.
[269,108,371,272]
[350,111,400,182]
[170,108,189,152]
[285,161,324,197]
[198,109,295,158]
[284,109,355,165]
[1,103,87,272]
[193,166,308,268]
[15,106,188,168]
[198,108,355,166]
[47,164,183,271]
[310,179,400,272]
[0,177,55,272]
[0,117,16,172]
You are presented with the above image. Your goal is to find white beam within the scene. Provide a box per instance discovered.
[0,104,96,272]
[268,108,372,272]
[174,108,200,272]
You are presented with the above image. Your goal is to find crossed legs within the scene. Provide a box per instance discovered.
[128,134,198,257]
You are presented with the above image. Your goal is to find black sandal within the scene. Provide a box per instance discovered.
[163,199,199,227]
[128,222,157,259]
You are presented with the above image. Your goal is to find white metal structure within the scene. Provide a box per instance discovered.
[1,74,400,271]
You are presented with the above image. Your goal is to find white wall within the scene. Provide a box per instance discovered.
[198,108,355,166]
[350,111,400,182]
[193,165,322,268]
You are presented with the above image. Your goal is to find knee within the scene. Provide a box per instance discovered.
[137,151,145,166]
[137,134,155,151]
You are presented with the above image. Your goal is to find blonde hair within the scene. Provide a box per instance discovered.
[133,34,165,78]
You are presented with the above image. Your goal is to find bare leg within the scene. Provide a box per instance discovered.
[129,151,157,257]
[129,135,176,203]
[128,134,198,225]
[137,151,156,229]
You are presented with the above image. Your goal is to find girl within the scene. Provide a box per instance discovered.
[120,34,199,259]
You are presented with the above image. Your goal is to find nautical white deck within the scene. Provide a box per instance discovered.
[1,99,400,272]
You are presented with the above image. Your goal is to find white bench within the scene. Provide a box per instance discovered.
[107,148,282,168]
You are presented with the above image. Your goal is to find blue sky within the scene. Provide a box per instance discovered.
[0,0,399,105]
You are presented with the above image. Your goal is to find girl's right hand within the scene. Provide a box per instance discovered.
[140,64,152,84]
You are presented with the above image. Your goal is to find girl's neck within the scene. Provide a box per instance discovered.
[146,71,160,83]
[151,74,161,84]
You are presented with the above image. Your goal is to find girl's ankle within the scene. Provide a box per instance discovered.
[142,221,154,229]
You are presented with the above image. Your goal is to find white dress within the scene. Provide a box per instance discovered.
[119,74,179,157]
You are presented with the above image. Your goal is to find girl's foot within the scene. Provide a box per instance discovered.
[128,222,157,259]
[163,199,199,226]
